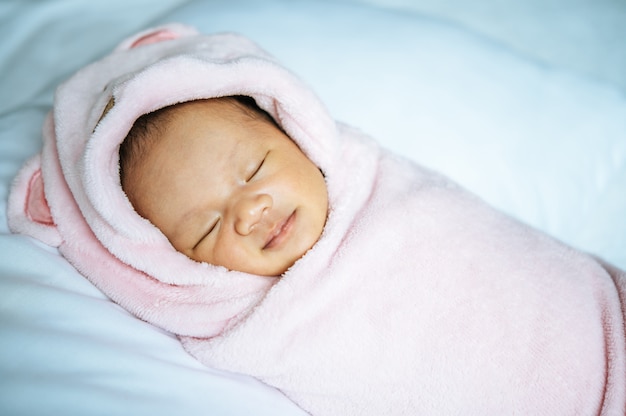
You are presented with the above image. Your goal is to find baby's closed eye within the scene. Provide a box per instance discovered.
[194,217,220,249]
[246,152,269,182]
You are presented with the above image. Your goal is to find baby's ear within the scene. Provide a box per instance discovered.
[114,23,200,51]
[7,155,62,247]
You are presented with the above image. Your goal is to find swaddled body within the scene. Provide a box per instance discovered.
[187,128,626,414]
[8,24,625,415]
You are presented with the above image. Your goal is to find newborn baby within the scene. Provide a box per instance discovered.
[8,24,625,415]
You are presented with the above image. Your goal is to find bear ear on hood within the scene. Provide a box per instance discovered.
[114,23,200,52]
[7,153,62,248]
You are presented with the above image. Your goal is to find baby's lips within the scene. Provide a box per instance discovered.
[263,212,295,250]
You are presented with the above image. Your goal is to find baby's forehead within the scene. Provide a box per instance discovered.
[121,96,288,180]
[152,98,272,146]
[154,98,266,132]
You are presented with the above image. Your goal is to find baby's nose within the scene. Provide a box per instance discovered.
[234,193,272,236]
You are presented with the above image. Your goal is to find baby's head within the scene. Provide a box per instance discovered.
[119,96,328,276]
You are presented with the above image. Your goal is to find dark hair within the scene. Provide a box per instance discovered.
[118,95,276,189]
[118,105,169,188]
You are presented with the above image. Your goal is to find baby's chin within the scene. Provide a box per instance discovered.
[248,255,299,277]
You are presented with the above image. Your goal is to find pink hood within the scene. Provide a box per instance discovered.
[7,24,357,337]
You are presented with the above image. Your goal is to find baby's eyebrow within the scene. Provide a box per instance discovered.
[231,139,247,160]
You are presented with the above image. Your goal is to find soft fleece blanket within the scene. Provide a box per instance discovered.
[8,24,626,415]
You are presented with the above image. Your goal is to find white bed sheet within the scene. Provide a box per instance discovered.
[1,0,625,414]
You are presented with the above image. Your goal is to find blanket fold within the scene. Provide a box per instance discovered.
[8,23,625,415]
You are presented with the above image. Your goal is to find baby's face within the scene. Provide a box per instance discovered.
[124,99,328,276]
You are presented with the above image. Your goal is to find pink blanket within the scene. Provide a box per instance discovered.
[8,24,626,414]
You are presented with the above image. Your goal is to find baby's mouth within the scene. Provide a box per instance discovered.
[263,211,296,250]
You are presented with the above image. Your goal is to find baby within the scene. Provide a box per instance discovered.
[119,96,328,276]
[8,24,625,415]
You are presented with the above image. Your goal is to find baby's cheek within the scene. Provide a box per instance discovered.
[211,234,248,270]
